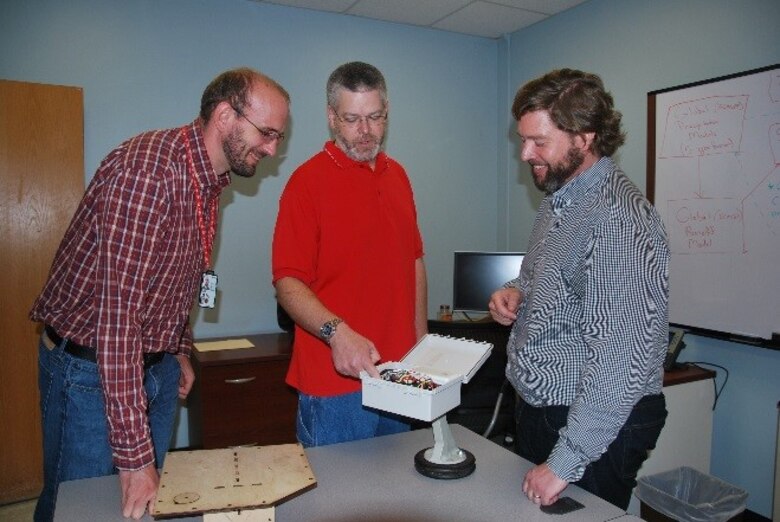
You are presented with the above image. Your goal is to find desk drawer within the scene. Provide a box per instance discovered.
[193,359,297,448]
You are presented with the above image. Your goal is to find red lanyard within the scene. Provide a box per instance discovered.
[183,129,218,270]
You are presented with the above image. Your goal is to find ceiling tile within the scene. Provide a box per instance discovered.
[252,0,589,39]
[433,1,546,38]
[490,0,587,16]
[346,0,472,26]
[261,0,357,14]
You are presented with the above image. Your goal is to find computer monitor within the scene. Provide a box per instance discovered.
[452,251,525,313]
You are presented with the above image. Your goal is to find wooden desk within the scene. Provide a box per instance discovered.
[188,332,297,449]
[662,363,716,387]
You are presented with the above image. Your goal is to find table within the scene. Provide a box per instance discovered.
[56,425,627,521]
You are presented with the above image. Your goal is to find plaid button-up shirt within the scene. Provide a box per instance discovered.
[31,120,229,470]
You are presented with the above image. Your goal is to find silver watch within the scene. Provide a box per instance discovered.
[319,318,343,344]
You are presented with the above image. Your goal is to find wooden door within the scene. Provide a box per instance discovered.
[0,80,84,503]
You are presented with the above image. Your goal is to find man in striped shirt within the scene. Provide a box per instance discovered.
[30,68,289,521]
[489,69,669,510]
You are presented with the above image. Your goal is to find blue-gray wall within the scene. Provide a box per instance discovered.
[0,0,499,335]
[2,0,779,516]
[504,0,780,516]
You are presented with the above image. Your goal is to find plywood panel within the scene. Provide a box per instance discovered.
[154,444,316,518]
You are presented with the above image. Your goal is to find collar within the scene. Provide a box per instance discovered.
[323,140,389,173]
[182,119,231,192]
[550,156,613,215]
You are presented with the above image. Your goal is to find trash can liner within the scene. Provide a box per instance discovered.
[635,466,748,522]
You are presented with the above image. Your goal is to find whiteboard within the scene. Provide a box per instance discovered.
[648,65,780,342]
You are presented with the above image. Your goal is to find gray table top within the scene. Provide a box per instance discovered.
[56,424,628,521]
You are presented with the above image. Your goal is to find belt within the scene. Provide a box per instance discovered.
[45,325,165,369]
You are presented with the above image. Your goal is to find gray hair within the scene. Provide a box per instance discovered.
[326,62,387,109]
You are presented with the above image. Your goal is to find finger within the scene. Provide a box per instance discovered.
[367,344,381,363]
[364,361,380,379]
[144,496,155,519]
[123,497,140,519]
[134,498,145,520]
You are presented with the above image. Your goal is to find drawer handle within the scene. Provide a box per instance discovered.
[224,377,257,385]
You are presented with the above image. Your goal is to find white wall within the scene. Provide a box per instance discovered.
[504,0,780,516]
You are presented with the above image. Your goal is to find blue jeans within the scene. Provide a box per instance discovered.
[34,333,180,522]
[296,391,410,448]
[514,393,667,510]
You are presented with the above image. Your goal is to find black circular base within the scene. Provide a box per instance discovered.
[414,447,476,479]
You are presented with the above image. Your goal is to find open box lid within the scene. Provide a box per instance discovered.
[399,333,492,384]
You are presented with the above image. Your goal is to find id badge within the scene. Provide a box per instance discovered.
[199,270,218,309]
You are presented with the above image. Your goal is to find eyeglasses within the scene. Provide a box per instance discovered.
[232,106,285,143]
[335,111,388,128]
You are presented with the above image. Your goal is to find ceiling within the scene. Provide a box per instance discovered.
[253,0,588,39]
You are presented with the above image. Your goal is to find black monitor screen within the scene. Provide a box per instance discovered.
[453,251,525,313]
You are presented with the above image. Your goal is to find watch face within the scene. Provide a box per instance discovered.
[320,318,341,341]
[321,323,334,338]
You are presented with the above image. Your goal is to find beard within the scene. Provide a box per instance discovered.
[532,145,585,194]
[222,126,264,178]
[333,127,384,164]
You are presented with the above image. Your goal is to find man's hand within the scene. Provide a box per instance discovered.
[328,323,381,379]
[175,354,195,399]
[488,287,522,325]
[119,465,159,519]
[522,463,568,506]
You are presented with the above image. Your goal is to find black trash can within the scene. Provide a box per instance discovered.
[635,467,748,522]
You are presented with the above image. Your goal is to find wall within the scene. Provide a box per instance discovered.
[504,0,780,516]
[0,0,499,456]
[0,0,499,333]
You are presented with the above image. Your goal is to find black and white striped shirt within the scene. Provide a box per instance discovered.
[506,156,669,482]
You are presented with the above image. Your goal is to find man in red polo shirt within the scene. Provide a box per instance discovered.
[272,61,427,447]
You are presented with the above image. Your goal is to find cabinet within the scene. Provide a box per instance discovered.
[188,333,298,449]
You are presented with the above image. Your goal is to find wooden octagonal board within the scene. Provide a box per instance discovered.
[152,443,316,519]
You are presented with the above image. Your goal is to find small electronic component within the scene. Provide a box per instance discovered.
[380,369,439,391]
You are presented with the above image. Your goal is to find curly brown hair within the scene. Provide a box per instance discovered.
[511,69,625,157]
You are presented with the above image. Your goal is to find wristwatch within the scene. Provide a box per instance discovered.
[319,318,343,345]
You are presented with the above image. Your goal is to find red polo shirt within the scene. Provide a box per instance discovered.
[272,141,424,396]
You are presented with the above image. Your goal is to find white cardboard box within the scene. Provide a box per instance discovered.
[361,333,492,422]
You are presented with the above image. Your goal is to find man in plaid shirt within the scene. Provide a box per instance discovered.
[30,68,289,521]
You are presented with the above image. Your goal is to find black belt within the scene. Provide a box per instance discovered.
[45,325,165,369]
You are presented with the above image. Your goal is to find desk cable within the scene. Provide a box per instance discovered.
[682,361,729,411]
